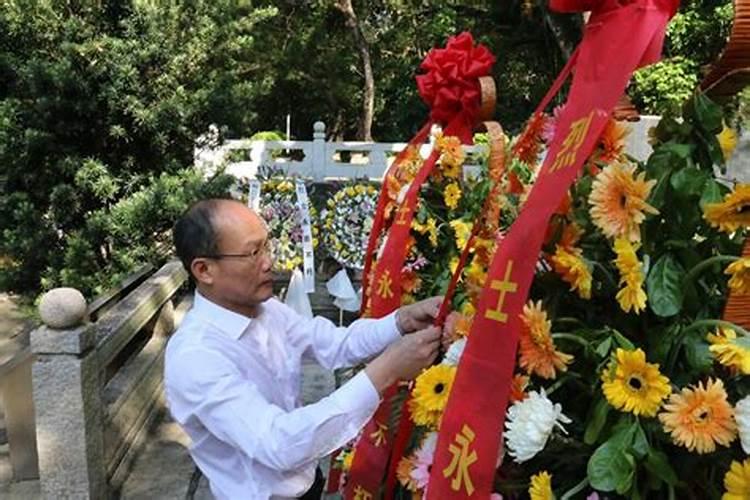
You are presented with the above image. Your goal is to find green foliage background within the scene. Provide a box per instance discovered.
[0,0,738,298]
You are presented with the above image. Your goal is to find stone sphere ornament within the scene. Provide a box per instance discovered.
[38,288,87,329]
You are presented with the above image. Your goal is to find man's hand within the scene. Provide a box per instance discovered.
[396,296,443,334]
[365,326,441,394]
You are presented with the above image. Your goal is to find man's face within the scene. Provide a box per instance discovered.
[195,202,275,311]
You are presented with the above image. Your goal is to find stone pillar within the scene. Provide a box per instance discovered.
[32,288,106,499]
[311,121,326,181]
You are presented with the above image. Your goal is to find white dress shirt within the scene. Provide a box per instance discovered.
[164,291,400,500]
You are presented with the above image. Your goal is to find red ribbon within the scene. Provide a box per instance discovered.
[344,32,495,500]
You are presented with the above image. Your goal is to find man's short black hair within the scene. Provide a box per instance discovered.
[173,199,226,279]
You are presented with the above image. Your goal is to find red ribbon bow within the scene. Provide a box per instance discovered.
[416,32,496,125]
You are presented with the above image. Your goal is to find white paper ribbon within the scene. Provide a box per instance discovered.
[295,179,315,293]
[326,268,361,312]
[247,179,261,211]
[284,269,313,319]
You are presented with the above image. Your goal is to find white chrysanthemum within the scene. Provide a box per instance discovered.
[442,338,466,366]
[505,389,570,463]
[736,395,750,454]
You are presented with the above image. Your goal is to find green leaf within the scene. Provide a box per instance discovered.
[687,93,723,134]
[669,168,708,197]
[613,331,636,351]
[644,449,678,486]
[584,397,610,445]
[684,332,713,374]
[595,337,613,358]
[647,254,686,317]
[648,168,672,210]
[700,179,725,210]
[587,439,635,493]
[631,422,650,459]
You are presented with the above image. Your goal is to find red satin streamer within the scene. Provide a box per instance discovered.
[345,32,495,499]
[426,1,678,497]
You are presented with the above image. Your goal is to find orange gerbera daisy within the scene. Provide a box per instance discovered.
[436,134,464,178]
[589,162,658,242]
[510,374,530,403]
[595,118,629,163]
[401,269,422,294]
[704,184,750,234]
[396,456,420,492]
[659,378,737,454]
[551,245,592,299]
[513,112,547,164]
[519,301,573,379]
[452,312,474,337]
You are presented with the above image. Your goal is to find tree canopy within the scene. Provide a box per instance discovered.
[0,0,738,295]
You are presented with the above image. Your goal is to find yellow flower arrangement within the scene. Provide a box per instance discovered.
[704,184,750,234]
[601,348,671,417]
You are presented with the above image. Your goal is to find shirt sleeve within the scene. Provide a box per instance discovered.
[272,300,401,370]
[166,348,380,473]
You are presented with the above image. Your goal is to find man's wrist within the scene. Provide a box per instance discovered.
[394,308,406,335]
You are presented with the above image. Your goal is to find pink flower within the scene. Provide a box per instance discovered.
[410,432,438,489]
[541,104,566,143]
[587,493,600,500]
[491,494,504,500]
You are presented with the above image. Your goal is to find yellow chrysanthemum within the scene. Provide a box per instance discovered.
[659,378,737,454]
[717,124,739,162]
[529,471,553,500]
[704,184,750,234]
[601,348,671,417]
[449,219,473,250]
[519,301,573,379]
[444,182,462,210]
[588,162,658,242]
[449,257,459,275]
[436,135,465,178]
[412,217,439,247]
[465,260,487,289]
[461,301,476,317]
[707,327,750,374]
[550,245,592,299]
[613,238,647,314]
[410,364,457,429]
[340,449,355,471]
[724,459,750,500]
[726,258,750,295]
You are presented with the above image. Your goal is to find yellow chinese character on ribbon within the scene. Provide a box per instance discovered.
[443,424,478,495]
[353,485,373,500]
[369,421,388,447]
[376,270,395,299]
[549,112,594,173]
[485,260,518,323]
[395,203,411,226]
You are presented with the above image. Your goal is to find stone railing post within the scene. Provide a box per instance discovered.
[31,288,106,499]
[311,121,326,181]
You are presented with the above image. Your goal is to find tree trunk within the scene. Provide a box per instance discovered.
[544,11,584,60]
[335,0,374,141]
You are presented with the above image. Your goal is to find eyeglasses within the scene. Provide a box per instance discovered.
[198,239,276,261]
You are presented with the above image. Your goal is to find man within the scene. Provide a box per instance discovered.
[165,199,443,499]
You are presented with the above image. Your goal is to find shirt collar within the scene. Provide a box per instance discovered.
[192,290,253,341]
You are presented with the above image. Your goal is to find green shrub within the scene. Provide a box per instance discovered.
[630,57,699,116]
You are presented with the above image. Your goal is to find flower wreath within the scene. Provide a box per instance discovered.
[256,176,319,273]
[322,183,378,270]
